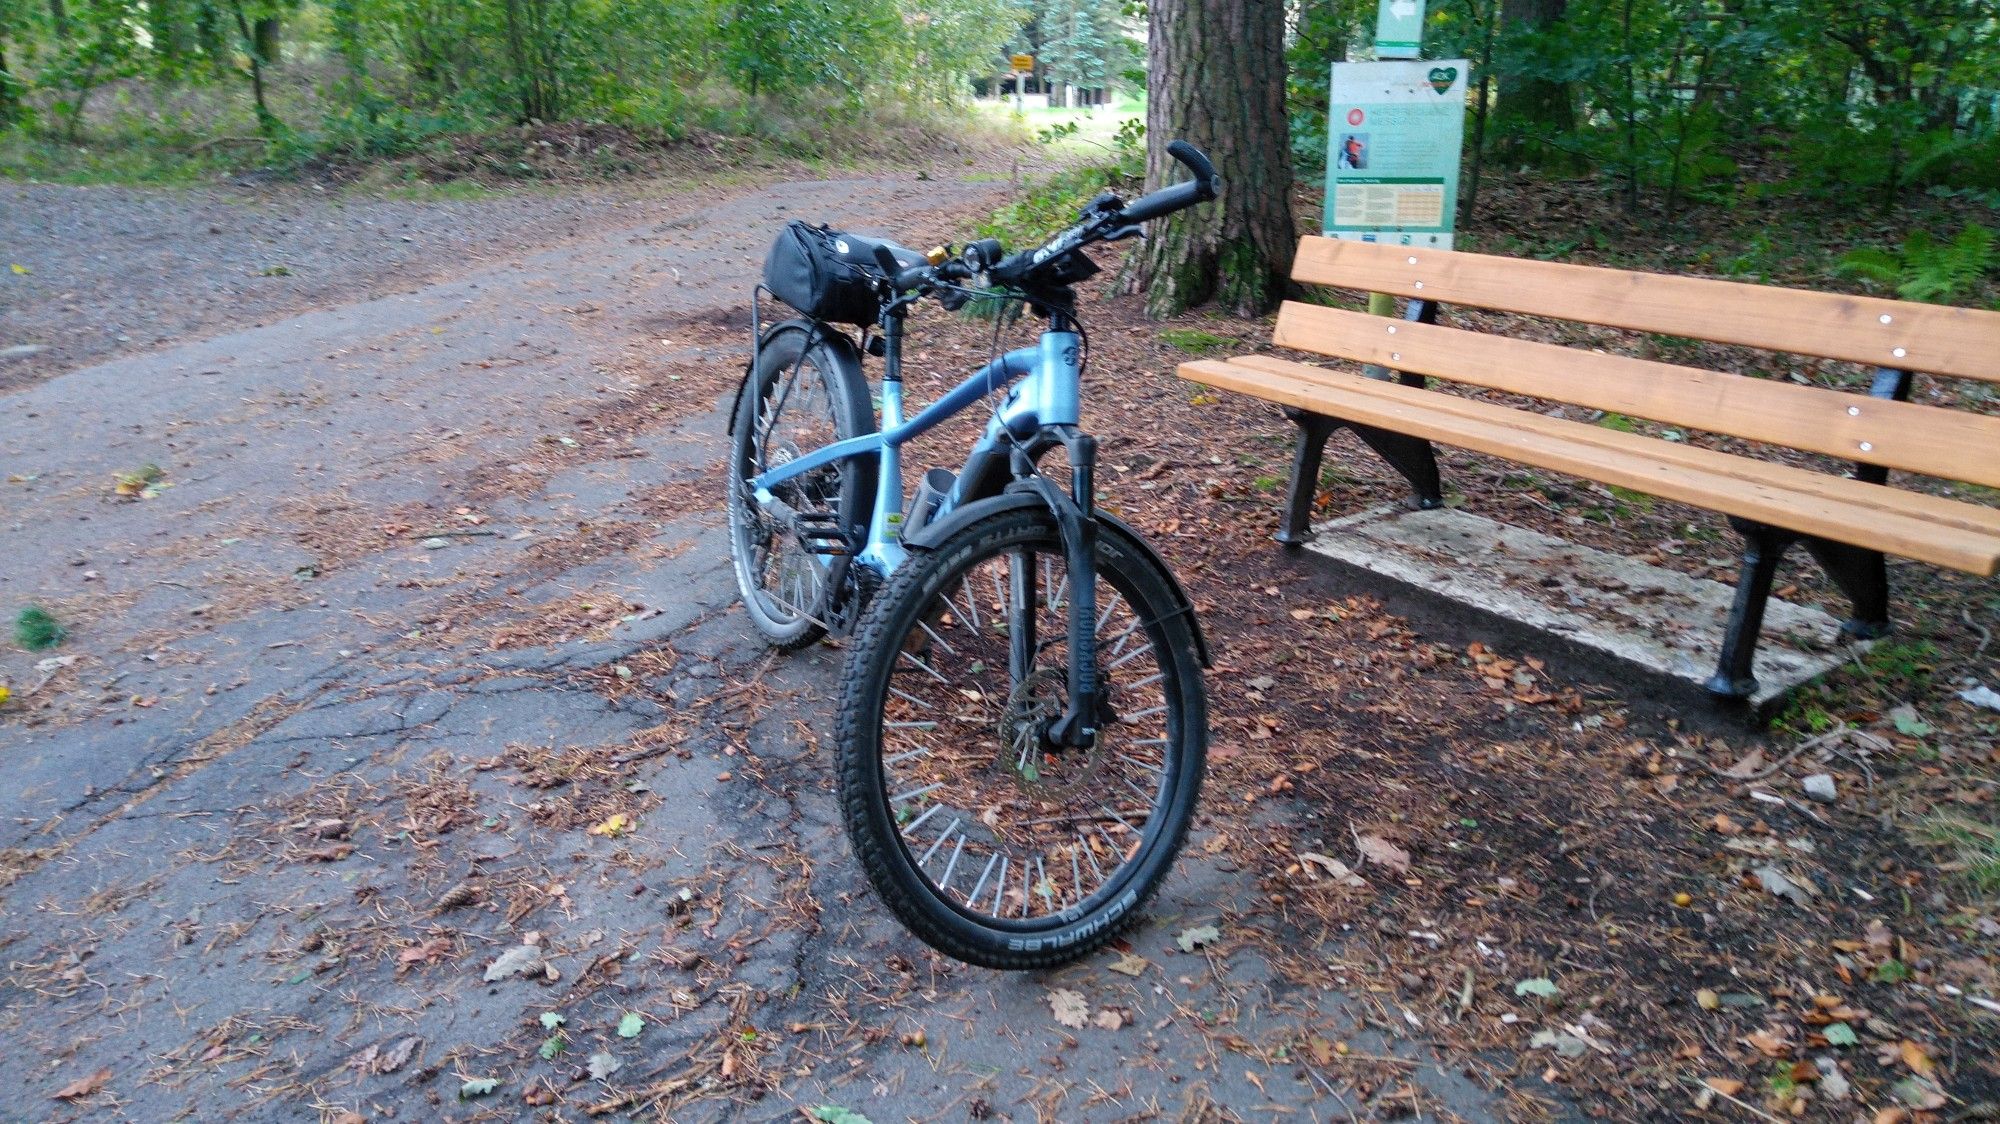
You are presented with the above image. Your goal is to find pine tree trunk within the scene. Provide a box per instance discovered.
[1125,0,1294,319]
[253,16,282,64]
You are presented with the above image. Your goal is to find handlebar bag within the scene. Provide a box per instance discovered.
[762,221,883,325]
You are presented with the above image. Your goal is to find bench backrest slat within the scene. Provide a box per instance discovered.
[1272,301,2000,489]
[1291,237,2000,385]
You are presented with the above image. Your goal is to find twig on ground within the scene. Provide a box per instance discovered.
[1966,608,1992,658]
[1303,1064,1361,1124]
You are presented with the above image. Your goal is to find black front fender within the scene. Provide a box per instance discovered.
[902,491,1211,668]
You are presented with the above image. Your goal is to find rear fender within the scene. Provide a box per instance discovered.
[726,318,863,436]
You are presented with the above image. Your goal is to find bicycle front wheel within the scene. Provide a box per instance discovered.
[837,505,1207,969]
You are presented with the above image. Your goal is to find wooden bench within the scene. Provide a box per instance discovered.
[1182,237,2000,703]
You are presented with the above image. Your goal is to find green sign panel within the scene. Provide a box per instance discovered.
[1324,60,1469,250]
[1374,0,1427,59]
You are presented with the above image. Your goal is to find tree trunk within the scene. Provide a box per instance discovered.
[47,0,69,42]
[1495,0,1571,141]
[1126,0,1295,319]
[0,39,17,128]
[253,16,282,64]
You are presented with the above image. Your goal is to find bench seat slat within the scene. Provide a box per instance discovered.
[1290,238,2000,385]
[1182,356,2000,576]
[1269,301,2000,490]
[1224,353,2000,540]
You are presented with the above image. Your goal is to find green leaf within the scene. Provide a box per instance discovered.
[812,1107,875,1124]
[1514,977,1559,999]
[1823,1021,1858,1046]
[1874,958,1914,984]
[539,1011,566,1030]
[459,1077,500,1099]
[617,1012,645,1038]
[1891,709,1933,737]
[538,1034,566,1060]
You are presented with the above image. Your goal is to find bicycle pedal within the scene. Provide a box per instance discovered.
[793,510,858,556]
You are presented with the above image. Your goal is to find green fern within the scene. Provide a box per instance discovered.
[1838,223,1997,304]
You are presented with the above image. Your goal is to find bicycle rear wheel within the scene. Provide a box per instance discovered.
[727,326,875,651]
[837,505,1207,968]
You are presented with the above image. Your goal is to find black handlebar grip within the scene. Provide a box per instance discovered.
[1117,140,1223,225]
[1165,140,1222,202]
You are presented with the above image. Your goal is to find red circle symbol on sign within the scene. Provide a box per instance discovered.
[1347,109,1365,126]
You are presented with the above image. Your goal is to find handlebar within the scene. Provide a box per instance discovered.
[875,140,1221,302]
[1120,141,1221,225]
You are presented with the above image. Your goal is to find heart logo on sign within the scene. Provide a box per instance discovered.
[1427,66,1457,94]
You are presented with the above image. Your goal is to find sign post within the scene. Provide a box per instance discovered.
[1324,59,1468,250]
[1009,54,1034,113]
[1373,0,1428,59]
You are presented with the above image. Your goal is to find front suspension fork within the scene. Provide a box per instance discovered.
[1010,428,1099,750]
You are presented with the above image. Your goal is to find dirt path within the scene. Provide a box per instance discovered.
[0,178,720,391]
[0,172,1528,1123]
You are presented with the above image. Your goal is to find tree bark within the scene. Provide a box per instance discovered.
[47,0,69,42]
[0,38,17,127]
[1495,0,1571,139]
[253,16,282,64]
[1126,0,1295,319]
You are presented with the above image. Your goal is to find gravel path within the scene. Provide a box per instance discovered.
[0,180,681,391]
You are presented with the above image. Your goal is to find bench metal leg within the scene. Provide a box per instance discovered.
[1351,423,1445,511]
[1277,408,1339,548]
[1707,519,1795,703]
[1801,538,1893,642]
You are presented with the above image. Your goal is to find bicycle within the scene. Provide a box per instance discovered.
[727,142,1221,968]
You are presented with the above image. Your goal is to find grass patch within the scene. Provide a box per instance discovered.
[1158,328,1233,355]
[13,606,65,651]
[1918,815,2000,895]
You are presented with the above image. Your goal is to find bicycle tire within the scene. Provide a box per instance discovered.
[727,325,876,651]
[837,505,1207,969]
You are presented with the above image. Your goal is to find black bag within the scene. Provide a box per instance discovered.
[762,221,884,325]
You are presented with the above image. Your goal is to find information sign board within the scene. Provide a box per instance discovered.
[1324,60,1468,250]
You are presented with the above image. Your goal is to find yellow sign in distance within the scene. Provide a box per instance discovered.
[1010,54,1035,72]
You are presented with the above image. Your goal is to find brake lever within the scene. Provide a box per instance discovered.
[1100,223,1144,243]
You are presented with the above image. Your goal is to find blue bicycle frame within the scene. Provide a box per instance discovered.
[749,325,1082,578]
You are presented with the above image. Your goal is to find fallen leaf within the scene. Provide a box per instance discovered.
[1049,988,1089,1029]
[1308,1037,1336,1065]
[812,1108,874,1124]
[1719,747,1767,778]
[1703,1077,1745,1097]
[1298,851,1368,887]
[1355,834,1411,873]
[50,1068,111,1100]
[1092,1009,1126,1030]
[616,1012,645,1039]
[1514,977,1559,999]
[1529,1029,1587,1057]
[349,1036,421,1076]
[1106,952,1150,977]
[1753,864,1816,906]
[539,1012,565,1030]
[459,1077,499,1100]
[1745,1027,1792,1057]
[587,1051,622,1080]
[1898,1040,1935,1077]
[587,813,631,837]
[483,944,544,982]
[1175,923,1221,952]
[1824,1022,1858,1047]
[1695,988,1720,1010]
